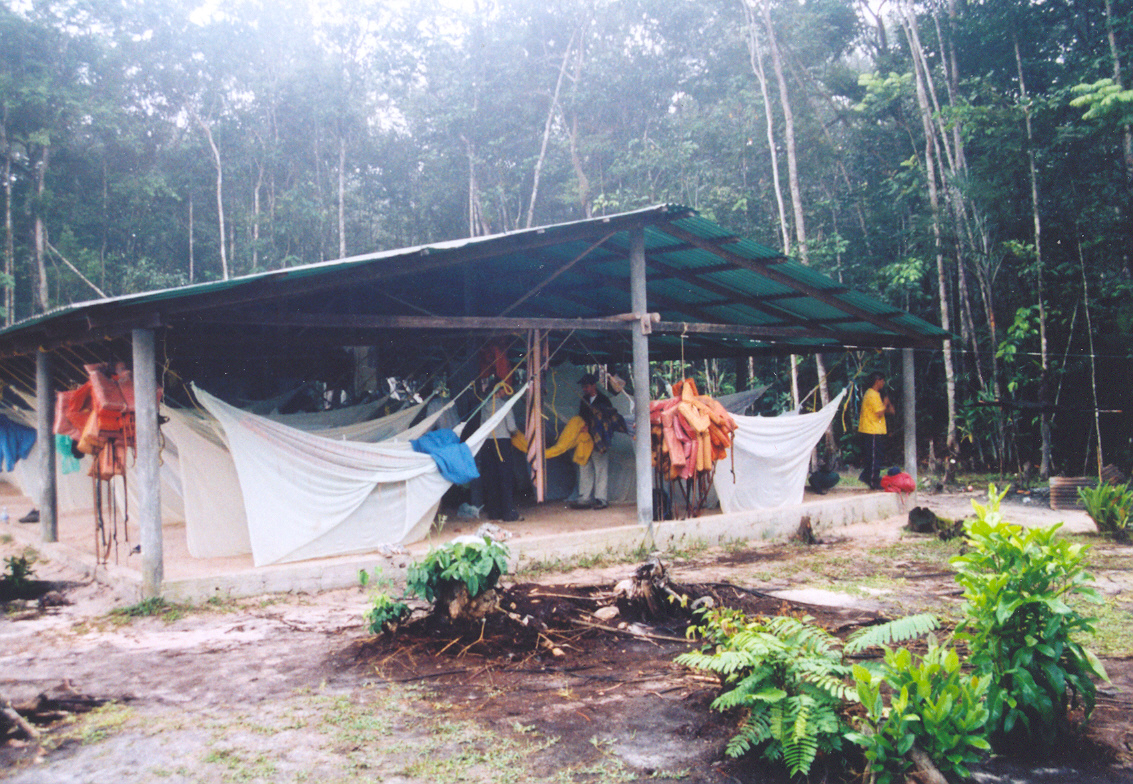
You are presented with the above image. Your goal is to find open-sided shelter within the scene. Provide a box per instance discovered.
[0,204,947,596]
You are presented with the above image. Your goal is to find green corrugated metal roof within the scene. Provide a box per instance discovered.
[0,204,949,361]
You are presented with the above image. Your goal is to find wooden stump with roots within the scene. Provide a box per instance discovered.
[434,581,500,622]
[612,557,695,620]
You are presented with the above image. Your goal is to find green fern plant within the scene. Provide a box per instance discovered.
[677,611,849,776]
[844,613,940,656]
[677,609,946,778]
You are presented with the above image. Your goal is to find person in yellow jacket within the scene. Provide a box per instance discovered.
[857,372,895,490]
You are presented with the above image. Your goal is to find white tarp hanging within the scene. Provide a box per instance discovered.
[3,404,186,518]
[161,396,449,559]
[714,389,847,512]
[6,439,93,513]
[113,442,187,527]
[307,398,431,443]
[162,407,252,558]
[194,384,526,566]
[1,405,94,513]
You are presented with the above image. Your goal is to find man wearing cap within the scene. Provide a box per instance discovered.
[573,373,616,509]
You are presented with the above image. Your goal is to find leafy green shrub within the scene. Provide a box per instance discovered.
[951,485,1108,750]
[365,591,410,634]
[361,566,410,633]
[2,554,36,590]
[406,536,510,603]
[848,641,991,783]
[1078,481,1133,540]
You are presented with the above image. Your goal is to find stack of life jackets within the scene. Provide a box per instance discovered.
[649,379,738,482]
[53,363,162,480]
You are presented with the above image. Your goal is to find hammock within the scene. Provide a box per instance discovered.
[162,395,456,560]
[261,395,392,430]
[193,383,526,566]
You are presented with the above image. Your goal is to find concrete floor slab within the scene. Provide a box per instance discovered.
[1,480,905,603]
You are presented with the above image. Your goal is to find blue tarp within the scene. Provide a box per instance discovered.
[410,428,479,485]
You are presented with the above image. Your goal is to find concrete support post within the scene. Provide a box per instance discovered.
[629,229,654,534]
[132,328,163,597]
[902,347,917,485]
[35,350,57,542]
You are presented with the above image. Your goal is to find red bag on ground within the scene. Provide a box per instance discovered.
[880,472,916,494]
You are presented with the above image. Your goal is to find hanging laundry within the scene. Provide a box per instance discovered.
[53,362,162,478]
[55,434,82,474]
[0,414,36,471]
[649,378,738,482]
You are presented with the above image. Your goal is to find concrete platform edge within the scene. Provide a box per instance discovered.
[4,492,907,604]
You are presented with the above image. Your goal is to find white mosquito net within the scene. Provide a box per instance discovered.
[193,384,526,566]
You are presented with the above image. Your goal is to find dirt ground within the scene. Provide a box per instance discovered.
[2,488,1133,783]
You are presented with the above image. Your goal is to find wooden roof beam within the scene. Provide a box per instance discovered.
[175,311,659,334]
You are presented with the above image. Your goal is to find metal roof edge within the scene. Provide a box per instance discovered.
[0,204,696,344]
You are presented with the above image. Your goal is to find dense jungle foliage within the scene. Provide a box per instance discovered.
[1,0,1131,474]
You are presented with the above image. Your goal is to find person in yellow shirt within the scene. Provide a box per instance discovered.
[857,372,895,490]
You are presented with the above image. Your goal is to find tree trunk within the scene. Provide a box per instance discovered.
[1076,237,1104,475]
[527,32,574,229]
[1015,38,1051,478]
[972,226,1007,473]
[744,0,801,411]
[1,112,13,326]
[252,163,262,271]
[742,0,790,254]
[756,0,834,451]
[1105,0,1133,188]
[34,144,50,313]
[1103,0,1133,281]
[462,136,489,237]
[196,116,228,280]
[188,193,195,283]
[567,115,592,217]
[903,12,958,458]
[760,0,806,264]
[337,136,347,259]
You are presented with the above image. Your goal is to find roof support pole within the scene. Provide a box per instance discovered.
[902,347,918,489]
[132,328,163,598]
[35,349,57,542]
[629,229,654,535]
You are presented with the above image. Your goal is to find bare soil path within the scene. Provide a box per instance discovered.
[2,488,1132,783]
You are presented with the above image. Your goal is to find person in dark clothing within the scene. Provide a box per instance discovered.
[808,464,841,494]
[572,372,626,509]
[479,384,521,522]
